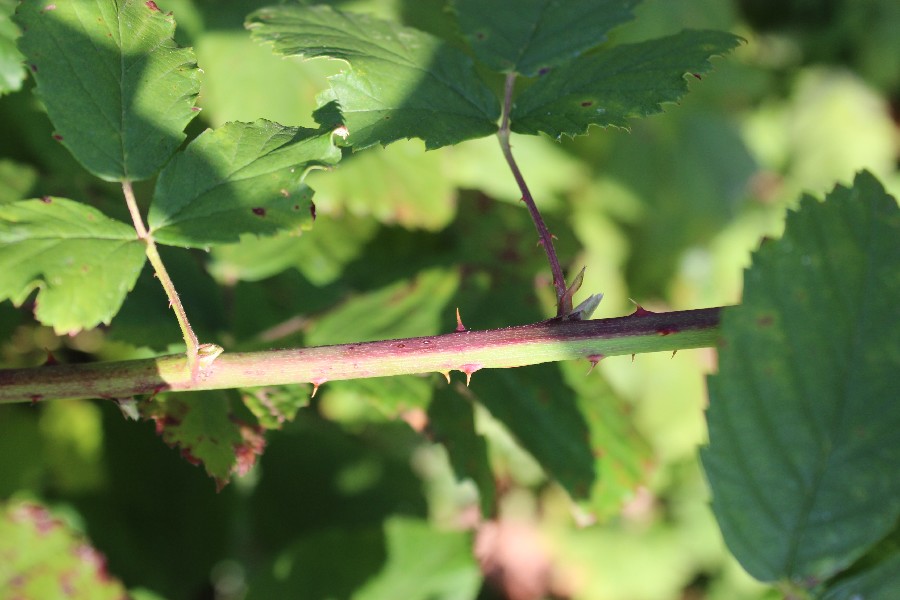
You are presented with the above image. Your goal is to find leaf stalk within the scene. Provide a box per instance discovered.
[497,72,568,316]
[121,181,201,374]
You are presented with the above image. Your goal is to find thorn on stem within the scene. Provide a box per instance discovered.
[310,378,327,398]
[586,354,604,374]
[460,364,482,387]
[44,350,58,366]
[631,354,636,363]
[439,371,451,384]
[456,307,467,332]
[629,298,653,317]
[672,350,678,358]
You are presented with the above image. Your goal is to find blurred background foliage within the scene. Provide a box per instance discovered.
[0,0,897,598]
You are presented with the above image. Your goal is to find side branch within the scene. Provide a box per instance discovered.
[0,307,723,404]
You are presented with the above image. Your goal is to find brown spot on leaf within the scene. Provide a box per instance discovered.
[251,207,266,216]
[52,134,63,141]
[145,0,160,10]
[30,64,38,72]
[580,100,594,107]
[309,201,317,221]
[40,196,52,204]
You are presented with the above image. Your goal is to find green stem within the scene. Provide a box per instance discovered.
[121,181,201,374]
[497,72,568,315]
[0,307,722,404]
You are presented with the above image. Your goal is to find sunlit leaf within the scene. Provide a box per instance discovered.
[247,4,500,150]
[453,0,638,76]
[15,0,200,180]
[305,268,460,345]
[0,501,128,599]
[702,171,900,583]
[355,517,481,600]
[511,30,742,139]
[148,120,341,247]
[0,0,25,96]
[0,198,145,334]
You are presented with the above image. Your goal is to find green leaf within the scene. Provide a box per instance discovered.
[307,139,458,230]
[701,171,900,583]
[560,361,652,521]
[246,4,500,150]
[241,386,308,430]
[148,120,341,248]
[355,517,481,600]
[140,391,261,490]
[429,387,496,517]
[305,267,460,346]
[474,365,595,499]
[823,529,900,600]
[249,526,387,599]
[15,0,200,181]
[209,213,378,285]
[0,159,38,204]
[0,0,25,96]
[511,30,743,139]
[0,501,129,599]
[0,198,145,334]
[453,0,638,76]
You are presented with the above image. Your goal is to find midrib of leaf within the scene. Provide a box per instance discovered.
[510,1,549,72]
[116,6,128,180]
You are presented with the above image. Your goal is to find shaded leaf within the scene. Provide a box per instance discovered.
[0,159,37,204]
[429,386,496,517]
[511,30,742,139]
[148,119,341,247]
[702,171,900,583]
[251,414,428,550]
[453,0,638,76]
[247,4,500,150]
[15,0,200,181]
[823,528,900,600]
[0,198,145,334]
[474,365,595,499]
[140,391,260,490]
[248,526,387,599]
[0,501,128,599]
[355,517,481,600]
